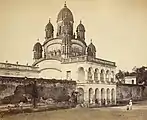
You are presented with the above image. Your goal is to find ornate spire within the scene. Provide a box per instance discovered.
[80,20,82,24]
[64,1,67,7]
[49,18,51,23]
[37,38,39,42]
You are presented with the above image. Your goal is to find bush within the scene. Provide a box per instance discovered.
[1,95,28,104]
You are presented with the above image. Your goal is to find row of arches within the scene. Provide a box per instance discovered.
[77,88,115,105]
[47,50,61,58]
[78,67,115,83]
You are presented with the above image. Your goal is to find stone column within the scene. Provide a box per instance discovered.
[99,89,101,106]
[84,88,89,107]
[108,72,111,83]
[110,90,112,105]
[105,89,107,105]
[114,88,117,105]
[92,90,95,104]
[98,72,100,83]
[91,70,94,83]
[113,75,116,83]
[103,73,106,83]
[85,69,88,82]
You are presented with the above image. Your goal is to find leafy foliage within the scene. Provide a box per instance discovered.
[116,66,147,85]
[135,66,147,85]
[115,70,125,84]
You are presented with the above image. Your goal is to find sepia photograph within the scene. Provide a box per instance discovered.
[0,0,147,119]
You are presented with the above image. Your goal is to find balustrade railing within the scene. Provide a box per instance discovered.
[95,80,100,84]
[61,55,115,66]
[94,77,98,81]
[0,62,38,71]
[106,78,109,81]
[100,77,104,83]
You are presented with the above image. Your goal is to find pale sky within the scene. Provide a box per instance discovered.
[0,0,147,71]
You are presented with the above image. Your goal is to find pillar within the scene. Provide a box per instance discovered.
[108,72,111,83]
[85,69,88,82]
[98,72,100,83]
[84,88,89,106]
[110,90,112,105]
[104,88,107,105]
[103,72,106,83]
[114,88,117,105]
[99,89,101,106]
[91,70,94,83]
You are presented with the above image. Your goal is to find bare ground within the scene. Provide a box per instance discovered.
[2,101,147,120]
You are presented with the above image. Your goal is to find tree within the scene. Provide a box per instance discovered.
[32,80,38,108]
[135,66,147,85]
[115,70,125,84]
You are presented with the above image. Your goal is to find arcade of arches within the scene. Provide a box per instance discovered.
[77,87,116,106]
[77,66,116,106]
[78,67,115,83]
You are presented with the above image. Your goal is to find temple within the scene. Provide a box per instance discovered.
[0,2,117,106]
[32,2,117,105]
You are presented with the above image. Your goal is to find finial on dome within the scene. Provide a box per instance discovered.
[80,20,82,24]
[90,39,92,43]
[49,18,51,22]
[37,38,39,42]
[64,1,67,7]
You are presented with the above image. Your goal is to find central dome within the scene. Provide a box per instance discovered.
[57,3,74,23]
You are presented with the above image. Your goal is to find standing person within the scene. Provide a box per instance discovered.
[126,104,129,110]
[129,100,133,110]
[19,101,23,110]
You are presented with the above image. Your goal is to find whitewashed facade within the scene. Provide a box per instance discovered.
[0,62,39,78]
[32,3,117,105]
[0,3,117,106]
[124,76,137,84]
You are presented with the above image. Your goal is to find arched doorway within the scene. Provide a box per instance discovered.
[88,67,92,81]
[89,88,94,104]
[77,88,84,104]
[106,70,109,82]
[111,88,115,104]
[106,88,110,105]
[94,68,99,81]
[78,67,85,82]
[101,88,105,105]
[95,88,99,104]
[111,71,115,83]
[100,69,105,82]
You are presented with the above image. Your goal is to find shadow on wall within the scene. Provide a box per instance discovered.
[142,86,147,99]
[0,82,75,105]
[116,84,143,104]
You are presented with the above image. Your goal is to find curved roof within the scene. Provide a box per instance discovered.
[45,19,54,31]
[33,42,42,51]
[76,21,85,32]
[57,3,74,22]
[87,41,96,52]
